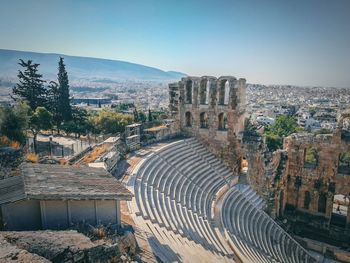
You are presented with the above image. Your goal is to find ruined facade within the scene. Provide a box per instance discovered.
[272,112,350,246]
[169,76,246,173]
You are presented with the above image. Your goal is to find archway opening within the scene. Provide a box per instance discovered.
[318,192,327,214]
[303,191,311,209]
[218,80,228,105]
[304,147,318,169]
[240,157,248,174]
[340,116,350,142]
[338,152,350,175]
[330,194,349,228]
[185,80,192,104]
[200,112,208,128]
[218,112,227,130]
[185,112,192,127]
[199,79,209,105]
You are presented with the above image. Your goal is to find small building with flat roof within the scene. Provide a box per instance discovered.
[0,163,133,231]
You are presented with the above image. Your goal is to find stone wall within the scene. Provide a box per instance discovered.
[271,117,350,246]
[0,230,138,263]
[169,76,246,173]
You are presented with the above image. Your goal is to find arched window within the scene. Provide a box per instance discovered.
[199,79,208,105]
[338,152,350,175]
[200,112,208,128]
[218,113,227,130]
[185,112,192,127]
[304,147,318,169]
[304,191,311,209]
[185,80,192,104]
[224,81,230,105]
[218,80,225,105]
[318,192,327,213]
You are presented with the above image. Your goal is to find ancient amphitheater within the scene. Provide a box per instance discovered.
[126,138,317,262]
[123,76,322,262]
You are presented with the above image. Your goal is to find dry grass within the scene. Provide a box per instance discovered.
[0,136,21,149]
[82,144,108,163]
[145,125,167,132]
[26,153,39,163]
[59,159,67,165]
[93,226,107,239]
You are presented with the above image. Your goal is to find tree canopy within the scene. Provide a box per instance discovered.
[29,107,53,153]
[90,110,133,135]
[264,115,302,151]
[57,57,72,121]
[12,59,47,110]
[0,103,29,144]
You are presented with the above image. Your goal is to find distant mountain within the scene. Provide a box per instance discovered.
[0,49,186,82]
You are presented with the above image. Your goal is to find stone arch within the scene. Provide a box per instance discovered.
[218,79,229,105]
[185,79,192,104]
[218,112,227,130]
[330,193,348,228]
[185,111,192,127]
[318,192,327,213]
[304,147,318,169]
[303,191,311,209]
[200,112,208,128]
[341,117,350,141]
[338,152,350,175]
[199,78,209,105]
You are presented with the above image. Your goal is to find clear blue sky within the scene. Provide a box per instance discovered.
[1,0,350,87]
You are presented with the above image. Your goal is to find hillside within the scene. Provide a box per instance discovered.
[0,49,186,82]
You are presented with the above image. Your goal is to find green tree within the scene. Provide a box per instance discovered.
[12,59,47,110]
[148,108,153,122]
[264,115,301,151]
[309,107,316,117]
[91,110,133,134]
[133,108,139,122]
[62,107,90,138]
[0,103,29,144]
[339,153,350,167]
[115,103,134,112]
[265,133,283,151]
[29,107,53,153]
[47,81,62,132]
[57,57,72,121]
[138,111,147,123]
[244,117,258,134]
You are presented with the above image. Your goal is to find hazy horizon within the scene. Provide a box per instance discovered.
[1,0,350,87]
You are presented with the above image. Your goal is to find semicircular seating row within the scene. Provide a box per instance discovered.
[134,138,235,259]
[134,137,317,263]
[221,187,318,263]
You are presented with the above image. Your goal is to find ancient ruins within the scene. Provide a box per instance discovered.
[164,76,350,261]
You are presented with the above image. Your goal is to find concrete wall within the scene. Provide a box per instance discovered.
[1,199,120,230]
[1,200,41,230]
[70,200,96,225]
[96,200,119,225]
[42,200,69,229]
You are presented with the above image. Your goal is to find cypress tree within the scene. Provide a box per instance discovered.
[148,108,153,122]
[12,59,47,110]
[47,81,63,132]
[57,57,72,121]
[133,108,139,122]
